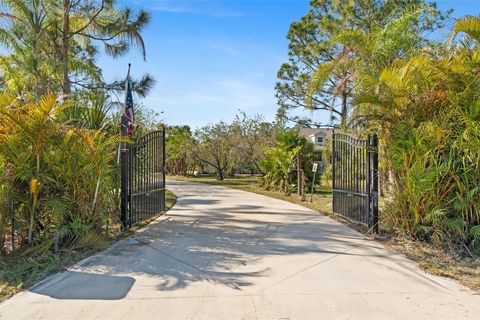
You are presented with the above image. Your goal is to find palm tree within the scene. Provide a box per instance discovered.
[0,94,69,243]
[350,15,480,247]
[0,0,152,97]
[54,0,150,96]
[453,16,480,43]
[307,6,440,128]
[0,0,55,96]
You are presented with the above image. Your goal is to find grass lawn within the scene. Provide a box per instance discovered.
[168,175,480,292]
[0,189,177,303]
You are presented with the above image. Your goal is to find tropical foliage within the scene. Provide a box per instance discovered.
[297,0,480,251]
[0,0,153,258]
[0,94,120,254]
[260,130,314,195]
[0,0,153,97]
[276,0,448,127]
[352,16,480,249]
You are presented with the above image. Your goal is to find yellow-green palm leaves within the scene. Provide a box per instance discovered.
[354,15,480,249]
[0,94,68,243]
[0,93,120,247]
[453,16,480,43]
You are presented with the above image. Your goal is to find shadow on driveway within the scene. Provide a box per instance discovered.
[28,181,445,299]
[31,272,135,300]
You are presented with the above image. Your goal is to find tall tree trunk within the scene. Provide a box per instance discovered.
[217,168,224,180]
[62,0,71,97]
[216,159,224,180]
[341,91,348,129]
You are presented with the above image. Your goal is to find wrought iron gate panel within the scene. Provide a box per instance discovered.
[332,132,378,231]
[125,130,166,227]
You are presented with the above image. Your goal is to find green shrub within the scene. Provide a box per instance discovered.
[0,94,120,254]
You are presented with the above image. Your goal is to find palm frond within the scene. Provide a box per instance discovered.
[454,16,480,43]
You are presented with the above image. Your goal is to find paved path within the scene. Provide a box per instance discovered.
[1,181,479,320]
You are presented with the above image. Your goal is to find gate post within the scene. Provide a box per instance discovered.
[366,135,371,227]
[331,130,336,213]
[371,134,379,233]
[163,128,166,187]
[367,134,379,233]
[120,114,129,230]
[162,128,166,212]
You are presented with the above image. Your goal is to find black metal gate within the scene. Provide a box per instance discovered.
[120,126,166,228]
[332,132,379,232]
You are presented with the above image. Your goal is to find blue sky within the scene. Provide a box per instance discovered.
[100,0,480,129]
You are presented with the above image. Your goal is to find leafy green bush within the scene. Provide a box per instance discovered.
[0,94,120,254]
[260,130,314,195]
[356,17,480,250]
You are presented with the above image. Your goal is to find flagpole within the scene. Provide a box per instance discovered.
[120,63,131,230]
[126,63,131,86]
[116,63,132,164]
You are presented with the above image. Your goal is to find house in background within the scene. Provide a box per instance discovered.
[299,128,333,161]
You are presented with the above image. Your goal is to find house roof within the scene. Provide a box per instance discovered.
[299,128,333,139]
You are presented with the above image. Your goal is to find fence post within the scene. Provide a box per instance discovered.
[371,134,379,233]
[120,114,129,230]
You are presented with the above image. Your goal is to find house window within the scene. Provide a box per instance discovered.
[317,136,324,144]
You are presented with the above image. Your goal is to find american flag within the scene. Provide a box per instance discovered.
[124,67,136,135]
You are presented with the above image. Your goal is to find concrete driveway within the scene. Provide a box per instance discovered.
[1,181,479,320]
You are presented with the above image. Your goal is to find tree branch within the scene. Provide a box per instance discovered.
[70,0,106,37]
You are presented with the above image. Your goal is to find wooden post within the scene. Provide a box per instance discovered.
[301,170,306,202]
[297,154,301,196]
[310,162,318,203]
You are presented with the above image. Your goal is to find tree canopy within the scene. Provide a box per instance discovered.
[276,0,448,127]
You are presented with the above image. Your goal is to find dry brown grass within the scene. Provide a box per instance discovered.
[382,238,480,292]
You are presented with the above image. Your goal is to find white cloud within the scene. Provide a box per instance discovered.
[141,73,277,128]
[144,95,183,106]
[190,94,225,103]
[215,78,271,109]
